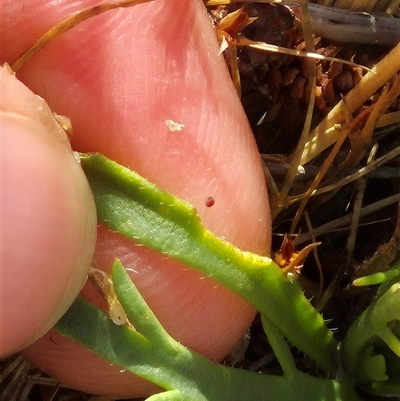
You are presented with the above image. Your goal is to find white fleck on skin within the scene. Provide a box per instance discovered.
[165,119,185,132]
[73,151,81,163]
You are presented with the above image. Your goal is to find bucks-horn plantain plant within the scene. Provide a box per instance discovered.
[55,153,399,400]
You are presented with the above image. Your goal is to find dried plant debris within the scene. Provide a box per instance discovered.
[209,0,399,380]
[208,1,400,154]
[0,355,91,401]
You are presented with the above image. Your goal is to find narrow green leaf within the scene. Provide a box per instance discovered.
[342,282,400,397]
[80,153,337,372]
[343,283,400,365]
[353,259,400,286]
[56,260,363,401]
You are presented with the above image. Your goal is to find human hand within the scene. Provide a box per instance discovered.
[1,65,97,359]
[1,0,271,398]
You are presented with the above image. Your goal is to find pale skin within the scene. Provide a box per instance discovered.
[1,0,271,398]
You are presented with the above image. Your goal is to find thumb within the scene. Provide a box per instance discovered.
[0,66,97,357]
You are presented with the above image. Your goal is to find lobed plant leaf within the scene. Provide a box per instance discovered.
[353,258,400,287]
[53,153,399,400]
[342,263,400,397]
[78,152,337,372]
[56,260,363,401]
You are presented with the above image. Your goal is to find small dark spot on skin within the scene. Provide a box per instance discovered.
[205,196,215,207]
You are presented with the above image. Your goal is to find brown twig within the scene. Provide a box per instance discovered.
[300,42,400,165]
[11,0,153,71]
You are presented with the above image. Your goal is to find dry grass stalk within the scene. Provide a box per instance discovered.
[11,0,153,71]
[301,144,400,199]
[297,193,400,245]
[300,42,400,165]
[356,209,400,277]
[272,0,317,216]
[289,107,372,232]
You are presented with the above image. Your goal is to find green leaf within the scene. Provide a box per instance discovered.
[343,283,400,365]
[56,260,362,401]
[358,347,388,382]
[80,152,337,372]
[342,282,400,397]
[353,259,400,286]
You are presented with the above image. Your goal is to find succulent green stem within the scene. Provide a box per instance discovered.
[54,153,400,399]
[56,260,362,401]
[79,153,337,373]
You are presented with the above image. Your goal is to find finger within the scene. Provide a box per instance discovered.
[2,0,272,398]
[0,66,97,357]
[2,0,270,252]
